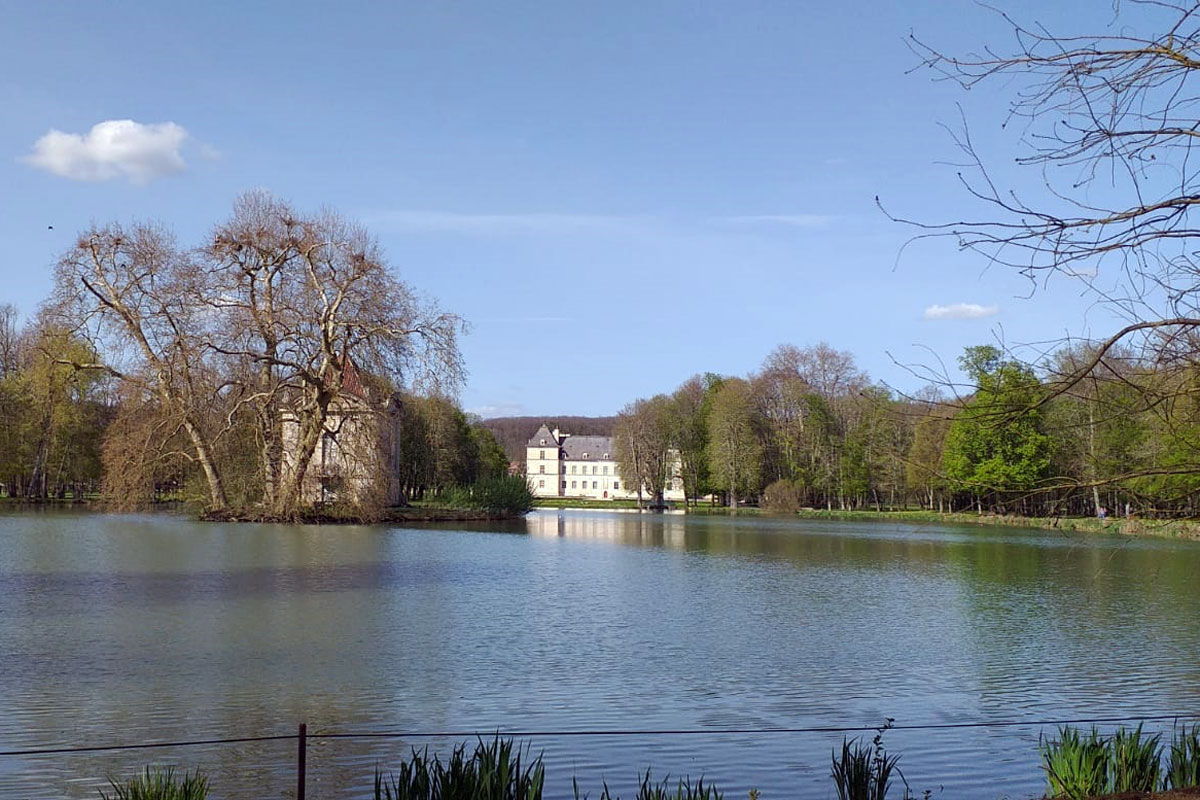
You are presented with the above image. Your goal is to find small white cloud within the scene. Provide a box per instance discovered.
[924,302,999,320]
[22,119,189,184]
[478,316,572,324]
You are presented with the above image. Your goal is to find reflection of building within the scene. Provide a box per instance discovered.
[525,424,685,501]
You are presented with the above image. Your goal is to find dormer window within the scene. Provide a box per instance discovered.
[582,452,588,458]
[603,453,609,459]
[539,438,546,445]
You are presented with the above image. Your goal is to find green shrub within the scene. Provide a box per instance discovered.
[375,736,545,800]
[1110,724,1161,793]
[472,474,534,514]
[99,767,209,800]
[1040,727,1110,799]
[1166,723,1200,790]
[440,475,534,514]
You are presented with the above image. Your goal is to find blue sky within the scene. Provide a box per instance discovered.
[0,1,1135,416]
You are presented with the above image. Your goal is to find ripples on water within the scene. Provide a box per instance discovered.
[1,509,1199,798]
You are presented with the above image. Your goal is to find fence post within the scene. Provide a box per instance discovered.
[297,722,307,800]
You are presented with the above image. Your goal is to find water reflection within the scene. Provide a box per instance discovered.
[1,510,1198,798]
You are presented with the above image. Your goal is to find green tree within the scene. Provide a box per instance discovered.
[706,378,762,509]
[943,346,1052,512]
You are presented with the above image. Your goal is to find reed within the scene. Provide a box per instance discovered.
[831,736,900,800]
[1040,726,1109,800]
[1166,723,1200,790]
[1109,723,1161,793]
[99,767,209,800]
[573,770,723,800]
[374,736,545,800]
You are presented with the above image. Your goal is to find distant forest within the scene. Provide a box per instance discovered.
[481,416,616,463]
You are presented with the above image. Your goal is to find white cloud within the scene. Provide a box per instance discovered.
[716,213,837,228]
[372,210,635,236]
[923,302,999,320]
[23,119,190,184]
[470,402,527,418]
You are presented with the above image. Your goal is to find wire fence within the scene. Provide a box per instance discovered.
[3,713,1198,799]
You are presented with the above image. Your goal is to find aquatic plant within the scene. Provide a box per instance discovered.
[831,726,901,800]
[374,735,545,800]
[1109,723,1161,793]
[572,770,723,800]
[99,767,209,800]
[1166,723,1200,790]
[1040,727,1110,799]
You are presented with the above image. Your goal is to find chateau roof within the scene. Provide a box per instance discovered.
[562,435,614,461]
[526,424,559,448]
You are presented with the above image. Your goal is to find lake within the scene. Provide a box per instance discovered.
[1,509,1198,798]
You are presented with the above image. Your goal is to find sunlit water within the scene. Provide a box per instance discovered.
[1,509,1199,799]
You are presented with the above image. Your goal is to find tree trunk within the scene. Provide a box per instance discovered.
[182,418,228,511]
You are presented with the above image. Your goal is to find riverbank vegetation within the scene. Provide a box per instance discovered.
[95,723,1200,799]
[0,193,523,520]
[604,339,1200,524]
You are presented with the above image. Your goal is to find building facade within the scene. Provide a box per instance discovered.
[525,424,685,501]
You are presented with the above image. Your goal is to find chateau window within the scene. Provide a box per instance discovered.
[539,464,545,474]
[571,465,576,474]
[561,464,566,474]
[592,481,598,489]
[613,481,620,490]
[592,466,597,475]
[539,450,545,460]
[538,479,545,488]
[571,481,577,489]
[562,481,567,489]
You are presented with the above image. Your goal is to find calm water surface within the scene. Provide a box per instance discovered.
[1,509,1198,799]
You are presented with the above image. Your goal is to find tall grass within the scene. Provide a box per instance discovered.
[1040,727,1110,800]
[1166,723,1200,790]
[1110,724,1161,793]
[374,736,545,800]
[99,767,209,800]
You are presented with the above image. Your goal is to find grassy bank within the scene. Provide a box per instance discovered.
[785,508,1200,540]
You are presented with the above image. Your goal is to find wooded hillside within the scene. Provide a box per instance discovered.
[481,416,617,463]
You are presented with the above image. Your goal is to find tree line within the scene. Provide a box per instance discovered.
[0,193,507,514]
[612,340,1200,518]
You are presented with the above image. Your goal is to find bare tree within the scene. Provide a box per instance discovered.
[206,192,463,516]
[54,223,230,510]
[896,1,1200,495]
[614,396,674,509]
[52,193,464,517]
[0,303,21,378]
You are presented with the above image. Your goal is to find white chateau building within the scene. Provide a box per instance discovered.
[525,424,685,501]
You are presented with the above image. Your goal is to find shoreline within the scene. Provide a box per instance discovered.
[530,501,1200,540]
[200,506,524,525]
